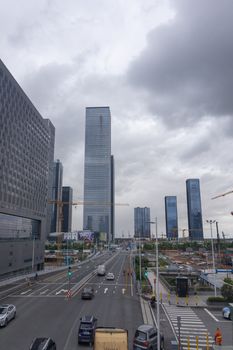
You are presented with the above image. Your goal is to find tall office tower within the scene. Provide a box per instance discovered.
[110,155,115,242]
[186,179,204,240]
[62,186,73,232]
[165,196,178,240]
[83,107,112,242]
[134,207,151,239]
[50,160,63,234]
[44,119,55,238]
[0,59,55,276]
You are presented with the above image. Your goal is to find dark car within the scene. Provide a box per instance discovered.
[133,324,164,350]
[81,287,94,300]
[29,337,56,350]
[78,315,97,345]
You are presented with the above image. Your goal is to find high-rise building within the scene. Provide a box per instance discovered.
[83,107,112,242]
[0,59,55,276]
[186,179,204,240]
[62,186,73,232]
[165,196,178,240]
[110,155,115,242]
[50,160,63,234]
[134,207,151,239]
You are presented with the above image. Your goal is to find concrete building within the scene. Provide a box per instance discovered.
[165,196,178,240]
[134,207,151,239]
[62,186,73,233]
[83,107,113,243]
[0,59,55,276]
[186,179,204,240]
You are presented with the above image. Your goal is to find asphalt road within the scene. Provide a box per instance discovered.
[0,251,143,350]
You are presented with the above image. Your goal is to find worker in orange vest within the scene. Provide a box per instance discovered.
[215,327,222,345]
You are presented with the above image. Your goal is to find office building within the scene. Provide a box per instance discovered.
[110,155,115,242]
[165,196,178,240]
[134,207,151,239]
[0,59,55,276]
[186,179,204,240]
[83,107,113,242]
[50,160,63,234]
[62,186,73,232]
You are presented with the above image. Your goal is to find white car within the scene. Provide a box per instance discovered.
[106,273,115,280]
[0,304,16,327]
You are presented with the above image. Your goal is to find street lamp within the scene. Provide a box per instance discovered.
[147,218,160,350]
[206,220,217,297]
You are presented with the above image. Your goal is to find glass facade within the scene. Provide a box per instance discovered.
[62,186,73,232]
[83,107,112,240]
[0,213,40,240]
[134,207,150,239]
[165,196,178,240]
[50,160,63,233]
[186,179,204,240]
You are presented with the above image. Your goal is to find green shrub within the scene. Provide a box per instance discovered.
[221,283,233,301]
[207,296,226,302]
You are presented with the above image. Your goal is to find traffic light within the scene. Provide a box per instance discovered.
[68,266,72,278]
[144,267,148,277]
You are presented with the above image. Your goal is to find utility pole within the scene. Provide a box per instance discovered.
[216,222,221,265]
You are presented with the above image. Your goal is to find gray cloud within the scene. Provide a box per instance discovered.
[127,0,233,126]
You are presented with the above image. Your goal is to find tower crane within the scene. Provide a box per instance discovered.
[211,189,233,200]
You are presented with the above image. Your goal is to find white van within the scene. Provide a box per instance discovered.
[97,265,106,276]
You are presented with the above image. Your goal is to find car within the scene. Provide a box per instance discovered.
[133,324,164,350]
[0,304,16,327]
[222,306,231,319]
[29,337,56,349]
[106,272,115,280]
[81,287,94,300]
[78,315,97,345]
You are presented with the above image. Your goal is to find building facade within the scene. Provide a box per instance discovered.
[62,186,73,232]
[110,155,115,242]
[83,107,113,242]
[50,160,63,234]
[134,207,151,239]
[186,179,204,240]
[165,196,178,240]
[0,59,55,276]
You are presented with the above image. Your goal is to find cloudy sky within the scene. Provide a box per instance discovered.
[1,0,233,239]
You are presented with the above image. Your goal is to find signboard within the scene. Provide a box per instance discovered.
[78,231,94,241]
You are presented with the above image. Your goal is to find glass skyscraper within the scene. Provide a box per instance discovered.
[83,107,113,242]
[50,160,63,234]
[134,207,151,239]
[186,179,204,240]
[165,196,178,240]
[62,186,73,233]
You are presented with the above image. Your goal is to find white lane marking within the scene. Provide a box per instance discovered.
[55,289,68,295]
[21,289,32,295]
[104,288,108,294]
[40,289,49,295]
[113,290,115,294]
[122,288,125,294]
[204,308,219,322]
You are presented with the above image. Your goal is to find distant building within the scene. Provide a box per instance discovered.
[134,207,151,239]
[110,155,115,242]
[50,160,63,234]
[165,196,178,240]
[186,179,204,240]
[62,186,73,232]
[0,59,55,276]
[83,107,114,243]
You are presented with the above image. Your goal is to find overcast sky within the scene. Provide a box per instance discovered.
[1,0,233,239]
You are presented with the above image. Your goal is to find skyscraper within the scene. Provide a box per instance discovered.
[134,207,151,239]
[165,196,178,240]
[83,107,113,242]
[50,160,63,234]
[0,59,55,276]
[62,186,73,232]
[186,179,204,240]
[110,155,115,242]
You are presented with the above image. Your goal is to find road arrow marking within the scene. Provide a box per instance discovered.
[104,288,108,294]
[40,289,49,295]
[56,289,68,295]
[21,289,32,295]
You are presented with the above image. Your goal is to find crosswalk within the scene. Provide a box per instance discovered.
[163,304,214,350]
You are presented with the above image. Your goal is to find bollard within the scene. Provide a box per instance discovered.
[176,294,179,305]
[195,294,198,306]
[168,292,171,305]
[187,336,190,350]
[186,295,189,306]
[196,335,198,350]
[160,292,162,303]
[206,333,209,350]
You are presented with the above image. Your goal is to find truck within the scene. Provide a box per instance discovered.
[94,327,128,350]
[97,264,106,276]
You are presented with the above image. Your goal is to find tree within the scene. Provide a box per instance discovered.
[221,283,233,301]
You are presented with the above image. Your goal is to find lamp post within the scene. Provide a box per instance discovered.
[206,220,217,297]
[148,218,160,350]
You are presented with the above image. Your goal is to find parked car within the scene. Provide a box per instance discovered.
[29,337,56,349]
[0,304,16,327]
[222,306,231,320]
[133,324,164,350]
[81,287,94,300]
[106,272,115,280]
[78,315,97,345]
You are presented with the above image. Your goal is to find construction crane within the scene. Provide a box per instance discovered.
[212,190,233,200]
[48,199,129,262]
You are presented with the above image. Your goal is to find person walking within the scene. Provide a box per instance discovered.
[215,327,222,345]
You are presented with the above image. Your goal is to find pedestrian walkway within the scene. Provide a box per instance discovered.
[164,304,214,350]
